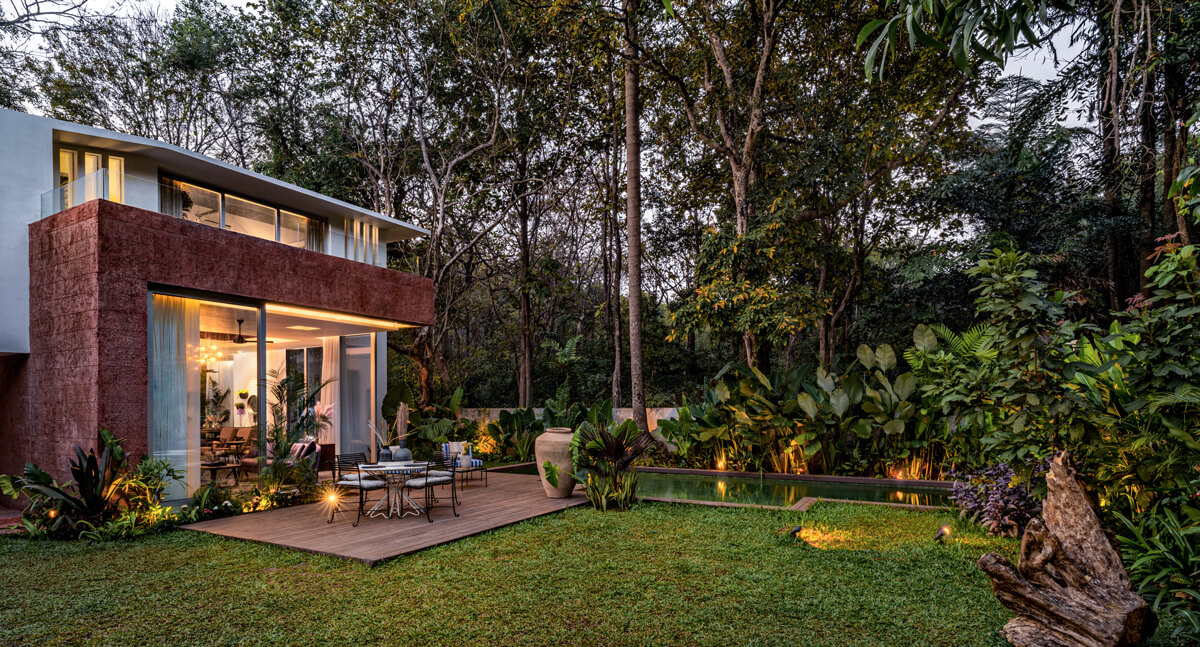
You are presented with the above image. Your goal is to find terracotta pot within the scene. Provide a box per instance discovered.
[535,427,576,498]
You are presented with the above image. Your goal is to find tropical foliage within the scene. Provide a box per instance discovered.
[0,430,182,539]
[543,414,655,512]
[484,408,544,462]
[263,368,332,486]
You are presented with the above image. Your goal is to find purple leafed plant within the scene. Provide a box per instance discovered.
[949,461,1048,537]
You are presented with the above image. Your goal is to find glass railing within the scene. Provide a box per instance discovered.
[39,169,189,221]
[41,169,111,218]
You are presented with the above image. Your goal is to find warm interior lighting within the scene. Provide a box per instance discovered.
[286,325,320,331]
[265,303,411,330]
[196,343,224,366]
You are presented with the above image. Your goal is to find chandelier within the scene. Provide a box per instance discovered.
[196,343,224,366]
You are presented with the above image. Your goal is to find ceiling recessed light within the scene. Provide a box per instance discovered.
[285,325,320,331]
[266,304,405,330]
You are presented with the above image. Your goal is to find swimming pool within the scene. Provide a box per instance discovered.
[504,464,951,508]
[635,470,949,507]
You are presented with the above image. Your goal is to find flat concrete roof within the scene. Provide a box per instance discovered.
[28,110,428,242]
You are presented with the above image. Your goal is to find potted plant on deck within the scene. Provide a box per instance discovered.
[369,402,411,462]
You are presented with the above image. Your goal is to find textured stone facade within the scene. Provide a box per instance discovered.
[1,199,433,492]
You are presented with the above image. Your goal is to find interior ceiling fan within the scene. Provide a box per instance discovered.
[199,318,272,344]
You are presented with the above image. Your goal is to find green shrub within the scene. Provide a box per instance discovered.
[1116,500,1200,643]
[485,408,544,461]
[0,430,183,540]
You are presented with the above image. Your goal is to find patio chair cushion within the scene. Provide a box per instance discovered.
[337,478,386,490]
[468,458,483,468]
[423,470,452,478]
[404,476,451,489]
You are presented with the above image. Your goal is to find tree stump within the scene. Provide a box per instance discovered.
[976,452,1156,647]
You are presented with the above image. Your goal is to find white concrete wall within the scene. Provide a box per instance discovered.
[0,110,55,354]
[121,153,161,211]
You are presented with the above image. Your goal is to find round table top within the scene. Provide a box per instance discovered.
[359,461,429,473]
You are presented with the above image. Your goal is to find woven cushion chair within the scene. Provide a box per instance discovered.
[442,442,487,486]
[331,452,386,527]
[401,460,457,523]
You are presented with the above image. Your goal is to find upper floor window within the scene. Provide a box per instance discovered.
[56,148,125,209]
[163,178,327,253]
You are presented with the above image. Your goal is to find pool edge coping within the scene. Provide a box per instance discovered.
[635,466,952,489]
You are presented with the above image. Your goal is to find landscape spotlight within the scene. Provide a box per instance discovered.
[934,525,951,544]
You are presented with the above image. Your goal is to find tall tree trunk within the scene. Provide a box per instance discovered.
[610,92,625,409]
[1099,5,1123,309]
[624,0,647,433]
[517,160,533,407]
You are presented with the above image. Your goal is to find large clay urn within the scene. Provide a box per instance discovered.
[535,427,576,498]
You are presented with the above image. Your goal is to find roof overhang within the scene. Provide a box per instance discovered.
[51,122,427,242]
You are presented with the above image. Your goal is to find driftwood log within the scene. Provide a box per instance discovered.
[977,452,1155,647]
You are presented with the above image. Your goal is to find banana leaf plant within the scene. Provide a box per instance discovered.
[413,387,475,443]
[655,396,703,459]
[695,363,817,473]
[485,408,544,461]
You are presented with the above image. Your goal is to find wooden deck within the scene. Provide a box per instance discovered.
[182,472,587,565]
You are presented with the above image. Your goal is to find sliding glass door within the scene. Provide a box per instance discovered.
[148,293,263,500]
[340,335,374,457]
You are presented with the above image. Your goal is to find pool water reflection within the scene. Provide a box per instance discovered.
[636,471,950,507]
[507,465,951,507]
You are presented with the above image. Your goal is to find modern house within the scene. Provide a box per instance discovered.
[0,108,434,500]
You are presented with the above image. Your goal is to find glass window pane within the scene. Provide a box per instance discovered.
[340,335,373,457]
[108,156,125,204]
[58,149,77,211]
[307,219,327,253]
[306,347,323,394]
[279,210,308,248]
[172,181,221,227]
[225,195,277,242]
[84,152,102,201]
[58,149,77,186]
[150,295,260,499]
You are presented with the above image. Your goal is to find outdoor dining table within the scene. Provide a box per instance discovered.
[358,461,430,518]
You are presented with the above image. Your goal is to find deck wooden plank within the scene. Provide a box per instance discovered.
[182,472,586,565]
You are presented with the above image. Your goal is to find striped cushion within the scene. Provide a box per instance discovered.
[470,458,483,468]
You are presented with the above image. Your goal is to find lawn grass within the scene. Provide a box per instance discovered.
[0,502,1018,646]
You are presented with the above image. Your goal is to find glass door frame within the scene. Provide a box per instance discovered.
[147,285,267,497]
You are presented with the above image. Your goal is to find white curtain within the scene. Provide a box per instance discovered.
[320,336,340,445]
[149,295,199,500]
